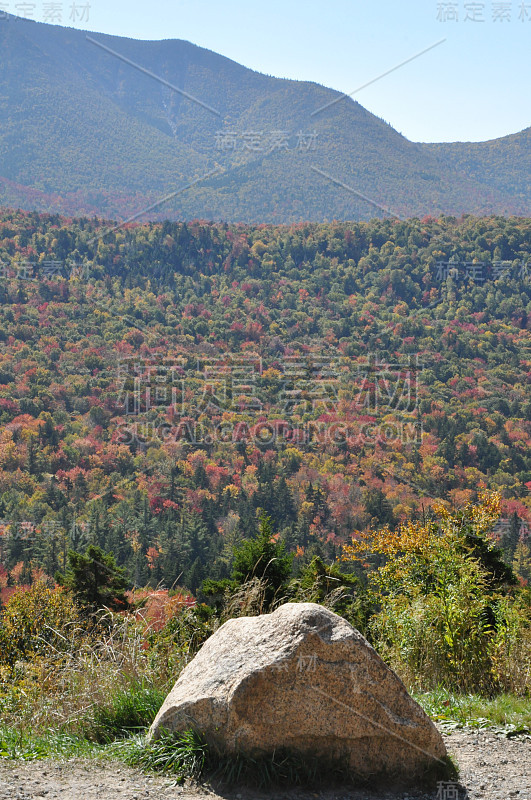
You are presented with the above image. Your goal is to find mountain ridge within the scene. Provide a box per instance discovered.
[0,15,529,222]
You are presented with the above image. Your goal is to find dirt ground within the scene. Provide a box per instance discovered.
[0,728,529,800]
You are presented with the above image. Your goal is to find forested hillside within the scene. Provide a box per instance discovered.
[0,16,529,222]
[424,127,531,208]
[0,211,529,599]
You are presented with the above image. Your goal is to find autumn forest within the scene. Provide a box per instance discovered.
[0,210,528,603]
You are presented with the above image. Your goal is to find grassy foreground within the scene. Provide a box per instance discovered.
[415,689,531,734]
[0,684,528,786]
[0,497,529,785]
[0,724,458,788]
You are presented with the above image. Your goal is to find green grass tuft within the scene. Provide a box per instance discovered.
[114,728,352,787]
[206,748,351,788]
[112,728,207,781]
[0,726,101,761]
[80,682,166,743]
[416,687,531,734]
[114,728,456,789]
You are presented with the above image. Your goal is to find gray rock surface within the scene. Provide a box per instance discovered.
[150,603,446,783]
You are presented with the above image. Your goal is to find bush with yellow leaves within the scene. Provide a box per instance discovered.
[342,492,530,695]
[0,579,80,668]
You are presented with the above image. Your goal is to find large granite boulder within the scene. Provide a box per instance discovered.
[150,603,447,783]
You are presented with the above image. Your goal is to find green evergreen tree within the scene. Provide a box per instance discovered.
[56,545,129,613]
[203,513,293,608]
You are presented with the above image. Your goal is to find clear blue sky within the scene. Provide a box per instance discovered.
[24,0,531,142]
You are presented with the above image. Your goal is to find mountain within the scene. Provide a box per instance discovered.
[0,15,529,222]
[423,128,531,210]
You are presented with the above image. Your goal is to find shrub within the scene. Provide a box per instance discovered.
[145,604,216,683]
[489,592,531,695]
[203,513,293,611]
[56,545,129,614]
[0,579,79,666]
[287,556,373,636]
[343,492,530,694]
[82,682,165,743]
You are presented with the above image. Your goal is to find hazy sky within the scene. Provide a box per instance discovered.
[13,0,531,143]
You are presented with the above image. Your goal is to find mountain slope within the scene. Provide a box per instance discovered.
[421,127,531,208]
[0,15,528,222]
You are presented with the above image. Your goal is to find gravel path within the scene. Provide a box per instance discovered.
[0,729,529,800]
